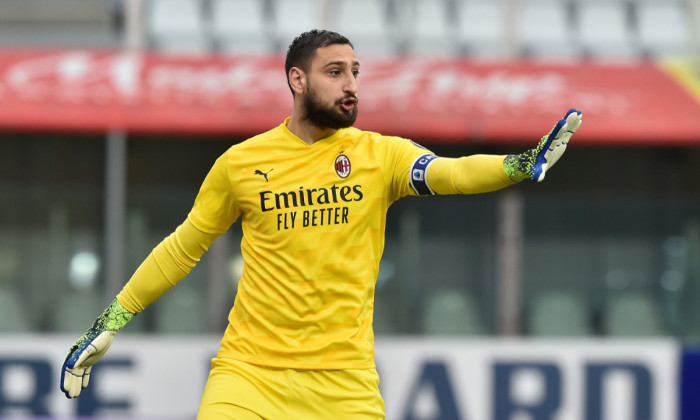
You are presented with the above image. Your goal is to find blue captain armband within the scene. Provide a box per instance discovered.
[409,153,440,196]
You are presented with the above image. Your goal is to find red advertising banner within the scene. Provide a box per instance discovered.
[0,48,699,145]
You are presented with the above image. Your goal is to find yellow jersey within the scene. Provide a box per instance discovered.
[188,118,435,369]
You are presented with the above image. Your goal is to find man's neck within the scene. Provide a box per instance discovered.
[286,116,337,145]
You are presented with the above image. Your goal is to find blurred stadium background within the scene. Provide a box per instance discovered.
[0,0,699,419]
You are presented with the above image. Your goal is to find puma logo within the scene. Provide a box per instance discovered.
[254,169,273,182]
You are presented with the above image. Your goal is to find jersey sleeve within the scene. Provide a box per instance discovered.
[116,151,239,313]
[116,217,219,313]
[384,136,439,201]
[426,155,515,195]
[187,151,240,234]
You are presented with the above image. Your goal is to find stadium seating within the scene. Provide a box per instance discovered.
[49,288,104,333]
[577,2,637,58]
[0,0,695,59]
[211,0,272,54]
[372,295,398,335]
[404,0,458,56]
[423,289,486,335]
[271,0,325,50]
[527,290,591,336]
[516,1,575,57]
[154,284,209,333]
[0,289,33,332]
[147,0,209,53]
[333,0,395,55]
[456,0,508,57]
[603,293,667,337]
[636,2,690,57]
[0,0,119,47]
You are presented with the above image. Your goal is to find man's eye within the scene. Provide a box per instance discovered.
[330,70,341,76]
[352,70,360,77]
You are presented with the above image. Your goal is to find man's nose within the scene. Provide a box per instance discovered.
[343,74,358,95]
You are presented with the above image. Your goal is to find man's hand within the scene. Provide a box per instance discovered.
[60,299,135,398]
[504,109,583,182]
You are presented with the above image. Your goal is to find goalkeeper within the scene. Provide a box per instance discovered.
[60,29,582,419]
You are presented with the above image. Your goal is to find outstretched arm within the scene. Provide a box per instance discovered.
[60,152,236,398]
[117,218,219,312]
[427,154,515,195]
[60,217,220,399]
[426,109,582,194]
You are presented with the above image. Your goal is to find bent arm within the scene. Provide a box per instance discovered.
[116,217,220,313]
[426,155,516,195]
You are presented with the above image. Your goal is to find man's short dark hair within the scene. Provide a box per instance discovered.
[285,29,354,95]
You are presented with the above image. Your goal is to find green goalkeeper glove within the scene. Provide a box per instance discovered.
[60,298,135,398]
[503,109,582,182]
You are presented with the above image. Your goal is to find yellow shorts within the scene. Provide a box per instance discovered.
[197,357,385,420]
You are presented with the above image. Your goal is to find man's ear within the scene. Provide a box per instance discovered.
[288,67,306,95]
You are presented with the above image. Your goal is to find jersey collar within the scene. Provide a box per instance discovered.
[280,117,348,147]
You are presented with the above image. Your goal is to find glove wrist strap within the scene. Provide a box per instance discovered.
[92,299,135,332]
[503,152,534,182]
[503,131,552,182]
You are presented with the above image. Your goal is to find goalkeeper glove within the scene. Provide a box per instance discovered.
[60,298,135,399]
[503,108,582,182]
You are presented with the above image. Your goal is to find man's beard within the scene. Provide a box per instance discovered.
[303,84,358,129]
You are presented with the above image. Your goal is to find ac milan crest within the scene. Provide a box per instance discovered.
[334,153,351,178]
